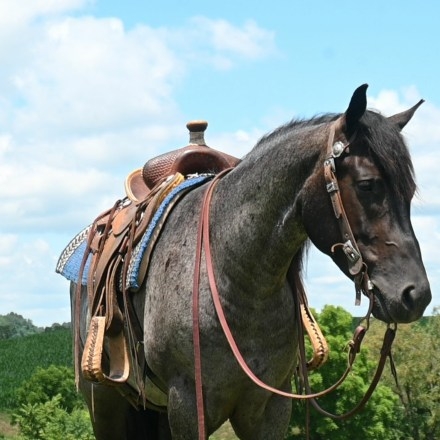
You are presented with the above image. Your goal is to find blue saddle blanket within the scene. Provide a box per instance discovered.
[56,175,210,289]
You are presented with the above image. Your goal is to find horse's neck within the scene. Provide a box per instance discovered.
[211,126,324,296]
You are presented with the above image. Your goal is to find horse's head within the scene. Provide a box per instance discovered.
[302,84,431,323]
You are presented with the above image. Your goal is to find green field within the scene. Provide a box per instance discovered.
[0,328,73,411]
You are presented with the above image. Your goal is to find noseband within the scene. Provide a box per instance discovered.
[192,118,397,439]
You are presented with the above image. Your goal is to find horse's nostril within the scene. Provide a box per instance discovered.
[402,285,416,310]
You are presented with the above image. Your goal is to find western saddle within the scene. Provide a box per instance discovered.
[76,121,240,409]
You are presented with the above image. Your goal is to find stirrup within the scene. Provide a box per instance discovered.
[81,316,130,385]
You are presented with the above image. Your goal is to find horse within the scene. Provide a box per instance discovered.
[70,84,431,439]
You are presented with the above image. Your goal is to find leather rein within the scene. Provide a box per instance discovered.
[192,117,397,439]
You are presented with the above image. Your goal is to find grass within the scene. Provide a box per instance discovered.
[0,413,19,439]
[210,421,238,439]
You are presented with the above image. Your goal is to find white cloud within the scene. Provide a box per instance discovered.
[0,231,71,326]
[0,1,90,91]
[0,5,280,325]
[0,134,12,155]
[11,16,182,139]
[209,128,264,158]
[0,7,278,235]
[0,0,88,24]
[369,87,440,209]
[190,17,277,60]
[3,13,278,143]
[0,234,19,264]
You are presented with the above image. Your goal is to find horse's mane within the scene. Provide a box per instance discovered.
[289,241,310,303]
[257,113,340,146]
[258,110,416,201]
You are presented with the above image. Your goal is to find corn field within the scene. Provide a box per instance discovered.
[0,328,72,410]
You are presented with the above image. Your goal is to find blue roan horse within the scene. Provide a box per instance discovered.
[70,85,431,439]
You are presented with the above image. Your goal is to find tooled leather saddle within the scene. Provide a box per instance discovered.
[77,121,240,409]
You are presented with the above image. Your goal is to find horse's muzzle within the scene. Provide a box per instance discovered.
[371,280,431,323]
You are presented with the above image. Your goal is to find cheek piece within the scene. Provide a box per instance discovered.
[323,117,375,307]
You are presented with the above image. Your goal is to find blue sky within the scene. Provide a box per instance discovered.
[1,0,439,326]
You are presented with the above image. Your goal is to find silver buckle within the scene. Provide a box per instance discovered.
[324,157,336,172]
[326,181,338,193]
[342,240,361,264]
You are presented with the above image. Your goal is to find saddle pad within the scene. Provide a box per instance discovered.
[56,225,93,285]
[55,175,211,288]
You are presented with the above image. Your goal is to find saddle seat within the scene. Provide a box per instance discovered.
[125,120,240,203]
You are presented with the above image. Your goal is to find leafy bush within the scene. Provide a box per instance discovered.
[12,395,94,440]
[10,365,93,440]
[14,365,82,413]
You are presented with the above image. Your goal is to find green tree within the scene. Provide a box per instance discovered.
[14,365,82,412]
[288,305,403,440]
[11,366,93,440]
[366,310,440,440]
[12,395,94,440]
[0,327,73,410]
[0,313,39,340]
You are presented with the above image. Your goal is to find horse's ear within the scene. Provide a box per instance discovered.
[345,84,368,132]
[388,99,424,131]
[344,84,368,135]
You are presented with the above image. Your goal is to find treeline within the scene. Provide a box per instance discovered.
[0,312,70,340]
[1,308,439,439]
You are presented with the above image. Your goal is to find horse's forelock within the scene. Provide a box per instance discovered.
[357,110,417,201]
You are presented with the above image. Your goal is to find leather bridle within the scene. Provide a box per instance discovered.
[192,117,397,439]
[324,116,375,305]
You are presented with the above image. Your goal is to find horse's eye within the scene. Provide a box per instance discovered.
[357,179,374,192]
